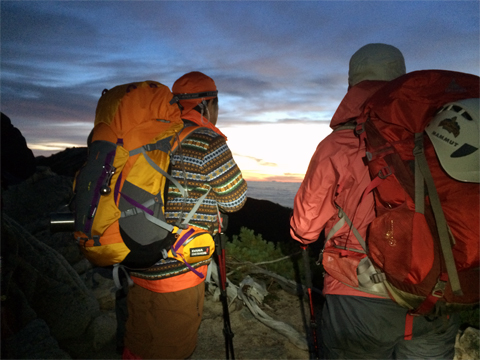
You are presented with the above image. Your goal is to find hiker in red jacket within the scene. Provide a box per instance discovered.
[290,43,460,359]
[123,72,247,359]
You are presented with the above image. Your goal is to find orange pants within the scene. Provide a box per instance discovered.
[123,282,205,359]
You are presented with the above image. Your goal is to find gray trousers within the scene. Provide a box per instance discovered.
[321,295,460,359]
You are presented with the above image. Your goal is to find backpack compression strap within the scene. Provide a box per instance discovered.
[412,133,462,299]
[129,140,188,198]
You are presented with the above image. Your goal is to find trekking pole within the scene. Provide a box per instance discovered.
[215,220,235,359]
[301,245,319,359]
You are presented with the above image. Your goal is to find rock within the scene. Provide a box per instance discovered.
[61,312,117,357]
[2,169,73,228]
[1,215,99,342]
[72,257,94,276]
[1,318,72,359]
[87,270,117,311]
[88,312,118,350]
[454,326,480,360]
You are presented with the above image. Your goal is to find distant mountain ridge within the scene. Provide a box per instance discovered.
[35,147,88,178]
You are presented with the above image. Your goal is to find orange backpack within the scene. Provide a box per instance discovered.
[73,81,214,271]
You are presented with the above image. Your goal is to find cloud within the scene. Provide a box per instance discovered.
[1,78,97,121]
[1,2,99,62]
[1,1,478,173]
[234,154,278,168]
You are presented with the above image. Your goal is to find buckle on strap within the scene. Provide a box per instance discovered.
[378,166,392,179]
[413,132,424,156]
[121,207,141,218]
[370,272,386,284]
[169,95,180,105]
[355,122,365,135]
[432,278,447,298]
[143,137,173,153]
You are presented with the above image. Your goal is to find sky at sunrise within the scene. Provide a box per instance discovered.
[1,1,479,182]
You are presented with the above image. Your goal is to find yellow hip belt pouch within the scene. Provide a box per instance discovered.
[168,225,215,278]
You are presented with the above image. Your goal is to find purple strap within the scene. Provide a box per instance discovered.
[173,227,195,252]
[178,253,205,279]
[120,192,155,216]
[85,149,116,233]
[114,139,123,205]
[114,172,122,204]
[172,228,204,278]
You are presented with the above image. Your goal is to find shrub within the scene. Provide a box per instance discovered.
[223,226,324,290]
[225,227,298,282]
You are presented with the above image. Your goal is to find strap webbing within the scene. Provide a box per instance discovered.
[113,263,134,290]
[410,273,448,315]
[120,196,155,217]
[129,136,173,156]
[205,261,214,284]
[414,133,462,296]
[404,313,414,340]
[180,186,212,225]
[326,216,345,242]
[328,206,368,253]
[414,145,425,215]
[139,147,187,197]
[142,212,175,233]
[119,194,175,232]
[360,174,385,203]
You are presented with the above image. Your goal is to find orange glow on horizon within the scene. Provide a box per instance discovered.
[242,171,304,183]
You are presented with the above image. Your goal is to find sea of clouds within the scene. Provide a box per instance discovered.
[246,181,301,209]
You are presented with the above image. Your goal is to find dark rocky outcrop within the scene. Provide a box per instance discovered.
[1,168,118,359]
[224,197,293,245]
[35,147,88,178]
[1,114,36,189]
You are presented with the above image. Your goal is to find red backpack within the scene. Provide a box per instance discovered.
[350,70,479,319]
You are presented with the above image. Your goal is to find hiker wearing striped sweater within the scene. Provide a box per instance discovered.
[123,71,247,359]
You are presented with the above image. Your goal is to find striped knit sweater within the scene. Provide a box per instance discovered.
[164,121,247,232]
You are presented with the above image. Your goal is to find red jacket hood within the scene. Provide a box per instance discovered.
[330,81,388,130]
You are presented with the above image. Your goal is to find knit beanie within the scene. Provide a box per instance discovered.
[348,43,406,87]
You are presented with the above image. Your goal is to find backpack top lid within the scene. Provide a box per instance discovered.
[93,81,184,149]
[363,70,480,134]
[426,98,479,183]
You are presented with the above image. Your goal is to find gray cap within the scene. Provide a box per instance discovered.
[348,43,406,87]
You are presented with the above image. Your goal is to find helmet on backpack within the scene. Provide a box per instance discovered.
[426,98,479,183]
